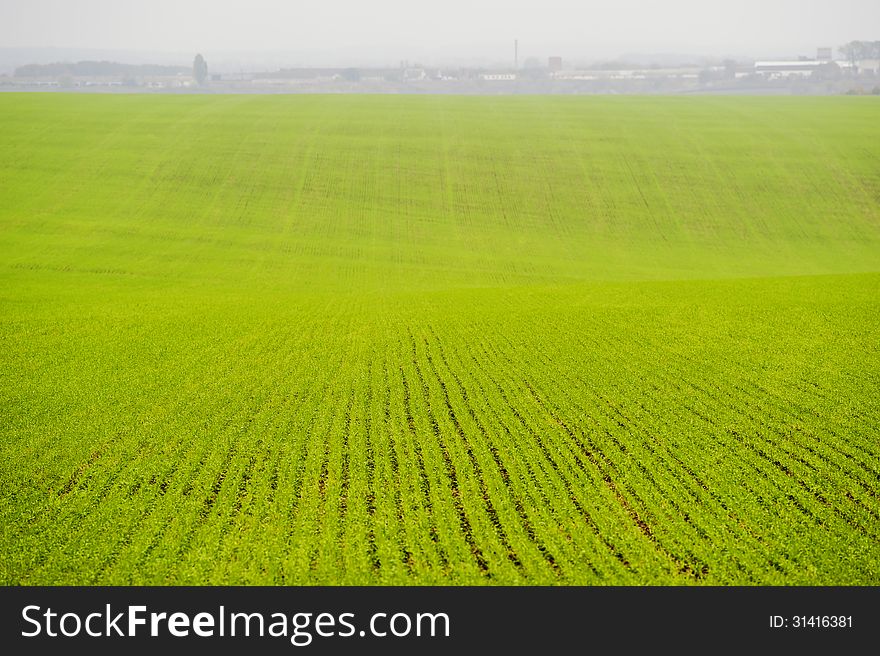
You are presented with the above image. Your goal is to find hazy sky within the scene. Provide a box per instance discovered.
[2,0,878,64]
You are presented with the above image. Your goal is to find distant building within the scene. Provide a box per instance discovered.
[548,56,563,72]
[480,73,516,81]
[754,60,825,77]
[857,59,880,74]
[403,68,426,81]
[817,47,833,61]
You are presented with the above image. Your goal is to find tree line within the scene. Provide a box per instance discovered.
[839,41,880,65]
[15,61,189,77]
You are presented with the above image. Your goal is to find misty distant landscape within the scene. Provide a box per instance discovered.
[2,42,879,95]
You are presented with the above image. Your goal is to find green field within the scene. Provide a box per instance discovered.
[1,94,878,585]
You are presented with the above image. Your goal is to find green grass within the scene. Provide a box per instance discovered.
[1,94,878,585]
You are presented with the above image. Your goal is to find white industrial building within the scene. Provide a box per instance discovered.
[754,61,827,77]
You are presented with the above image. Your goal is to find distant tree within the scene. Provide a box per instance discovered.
[722,59,737,79]
[840,41,878,71]
[812,61,842,81]
[341,68,360,82]
[840,42,858,69]
[193,54,208,85]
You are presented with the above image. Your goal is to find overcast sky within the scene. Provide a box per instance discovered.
[1,0,878,65]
